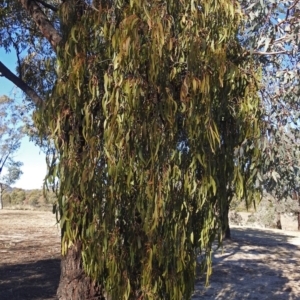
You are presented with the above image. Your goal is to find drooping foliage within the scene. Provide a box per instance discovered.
[33,1,262,298]
[1,0,260,299]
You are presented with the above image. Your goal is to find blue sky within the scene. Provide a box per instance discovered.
[0,48,46,189]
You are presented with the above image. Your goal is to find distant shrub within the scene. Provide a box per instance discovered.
[2,193,11,206]
[246,193,299,229]
[229,211,243,225]
[1,187,59,210]
[10,189,26,205]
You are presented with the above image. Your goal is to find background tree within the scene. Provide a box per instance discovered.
[0,1,261,299]
[9,187,26,205]
[1,187,57,208]
[0,95,24,209]
[237,0,300,229]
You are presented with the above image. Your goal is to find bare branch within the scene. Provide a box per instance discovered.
[273,36,288,44]
[276,0,300,27]
[0,61,44,107]
[253,50,291,56]
[0,153,10,175]
[18,0,62,50]
[286,0,300,20]
[276,18,288,28]
[0,1,61,108]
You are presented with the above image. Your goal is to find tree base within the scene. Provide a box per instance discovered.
[57,241,105,300]
[276,212,282,230]
[223,225,231,240]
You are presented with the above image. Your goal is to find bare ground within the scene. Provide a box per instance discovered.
[0,210,300,300]
[0,210,61,300]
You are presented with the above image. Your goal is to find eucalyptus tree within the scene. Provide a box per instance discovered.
[0,96,23,209]
[238,0,300,229]
[0,1,261,299]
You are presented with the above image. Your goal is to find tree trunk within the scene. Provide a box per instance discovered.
[57,240,105,300]
[223,223,231,239]
[222,202,231,239]
[276,212,282,230]
[0,183,3,210]
[298,194,300,231]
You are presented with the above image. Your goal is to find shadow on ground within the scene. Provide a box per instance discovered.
[0,258,60,300]
[193,227,300,300]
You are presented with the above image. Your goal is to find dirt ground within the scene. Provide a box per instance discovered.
[0,210,61,300]
[0,210,300,300]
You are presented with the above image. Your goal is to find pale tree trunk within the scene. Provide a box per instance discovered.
[0,183,3,210]
[298,194,300,231]
[291,191,300,231]
[57,240,106,300]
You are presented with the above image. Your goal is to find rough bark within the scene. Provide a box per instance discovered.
[224,222,231,239]
[18,0,62,50]
[222,203,231,239]
[57,240,105,300]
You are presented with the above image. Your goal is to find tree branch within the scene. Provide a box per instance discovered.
[0,1,62,109]
[35,0,58,12]
[18,0,62,50]
[0,153,10,175]
[253,50,291,56]
[0,61,44,107]
[286,0,300,20]
[276,0,300,27]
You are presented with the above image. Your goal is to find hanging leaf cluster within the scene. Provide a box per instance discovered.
[34,1,262,299]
